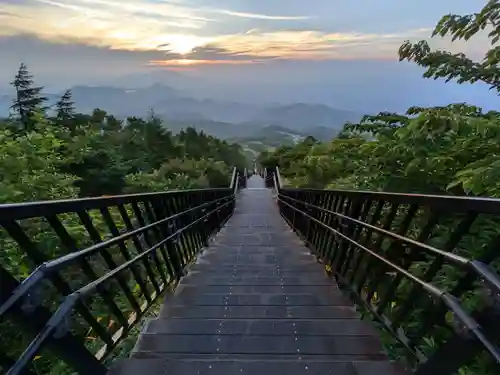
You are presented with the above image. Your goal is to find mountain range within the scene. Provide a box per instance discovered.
[0,83,363,142]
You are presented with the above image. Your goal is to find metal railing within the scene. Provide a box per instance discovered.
[266,166,500,375]
[0,168,245,375]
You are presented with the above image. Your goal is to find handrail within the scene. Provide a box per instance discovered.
[0,196,232,318]
[278,198,499,363]
[0,188,232,221]
[278,192,500,297]
[6,198,235,375]
[1,168,239,375]
[267,166,500,375]
[281,186,500,215]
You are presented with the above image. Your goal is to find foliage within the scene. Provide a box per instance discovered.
[399,0,500,92]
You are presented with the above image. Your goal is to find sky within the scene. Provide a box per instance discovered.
[0,0,497,111]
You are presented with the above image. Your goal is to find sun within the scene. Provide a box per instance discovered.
[155,34,209,55]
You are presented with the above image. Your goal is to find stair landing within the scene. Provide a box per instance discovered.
[111,177,406,375]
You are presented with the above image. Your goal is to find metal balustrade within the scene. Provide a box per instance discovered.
[3,163,500,375]
[0,169,246,375]
[266,166,500,375]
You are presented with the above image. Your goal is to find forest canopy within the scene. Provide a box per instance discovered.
[1,64,248,203]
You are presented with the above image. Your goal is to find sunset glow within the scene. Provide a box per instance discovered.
[148,59,260,66]
[0,0,489,67]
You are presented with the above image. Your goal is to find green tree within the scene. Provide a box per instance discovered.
[104,114,123,131]
[54,89,76,130]
[399,0,500,93]
[62,128,129,196]
[89,108,108,132]
[10,63,47,130]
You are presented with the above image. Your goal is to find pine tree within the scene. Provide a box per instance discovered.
[10,63,47,130]
[55,89,75,129]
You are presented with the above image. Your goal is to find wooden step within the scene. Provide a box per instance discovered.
[132,333,386,357]
[144,318,377,336]
[110,358,408,375]
[159,305,359,319]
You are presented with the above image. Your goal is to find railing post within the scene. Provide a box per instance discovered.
[163,196,186,281]
[334,198,363,277]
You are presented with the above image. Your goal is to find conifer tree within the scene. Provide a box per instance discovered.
[55,89,75,129]
[10,63,47,130]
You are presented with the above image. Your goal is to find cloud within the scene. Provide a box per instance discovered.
[147,26,491,67]
[144,29,433,67]
[0,0,491,69]
[149,44,278,66]
[207,9,312,21]
[0,0,218,53]
[0,0,313,53]
[208,29,433,60]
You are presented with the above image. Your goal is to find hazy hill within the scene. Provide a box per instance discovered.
[235,125,304,145]
[0,84,359,144]
[249,103,361,132]
[162,119,255,139]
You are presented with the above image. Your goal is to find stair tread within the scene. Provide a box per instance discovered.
[187,264,322,272]
[110,358,408,375]
[171,285,341,294]
[144,318,377,336]
[179,274,335,286]
[159,305,359,319]
[164,293,349,306]
[133,334,386,356]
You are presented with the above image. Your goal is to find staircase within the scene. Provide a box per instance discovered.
[110,177,405,375]
[2,170,499,375]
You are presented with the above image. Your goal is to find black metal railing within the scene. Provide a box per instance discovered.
[0,168,245,375]
[266,166,500,375]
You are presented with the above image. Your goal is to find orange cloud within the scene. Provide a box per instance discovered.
[148,59,260,66]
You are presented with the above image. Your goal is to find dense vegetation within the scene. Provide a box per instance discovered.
[259,103,500,196]
[259,2,500,374]
[1,64,247,204]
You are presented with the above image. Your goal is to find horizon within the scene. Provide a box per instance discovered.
[0,0,498,112]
